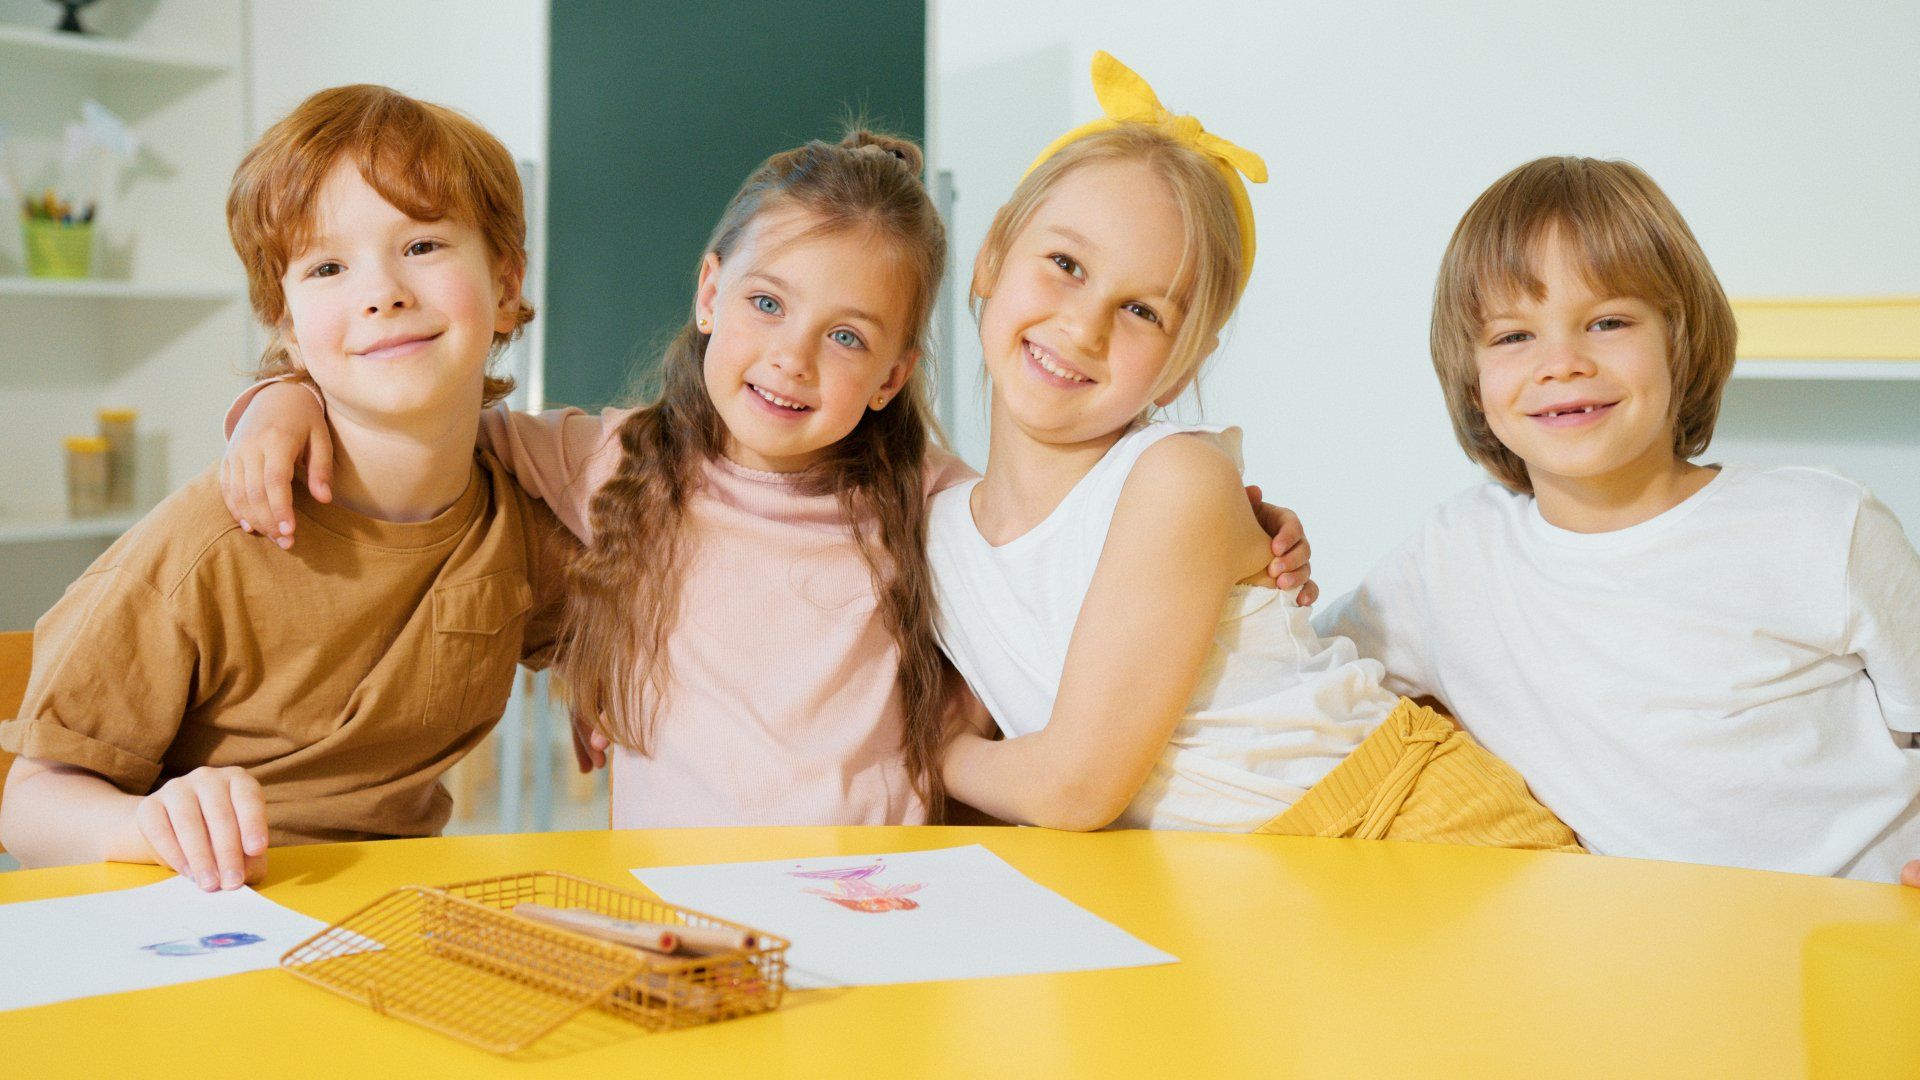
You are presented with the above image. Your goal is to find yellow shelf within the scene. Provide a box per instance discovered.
[1731,295,1920,360]
[1732,359,1920,381]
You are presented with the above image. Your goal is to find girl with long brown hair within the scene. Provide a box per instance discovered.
[226,129,967,825]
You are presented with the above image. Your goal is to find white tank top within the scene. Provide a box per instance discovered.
[928,421,1399,831]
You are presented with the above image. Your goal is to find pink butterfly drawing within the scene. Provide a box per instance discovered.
[788,860,926,913]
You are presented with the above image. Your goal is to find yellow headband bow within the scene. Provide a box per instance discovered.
[1025,51,1267,295]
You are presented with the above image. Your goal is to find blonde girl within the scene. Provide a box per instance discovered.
[931,53,1580,850]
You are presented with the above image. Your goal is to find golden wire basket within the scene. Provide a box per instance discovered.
[280,870,788,1054]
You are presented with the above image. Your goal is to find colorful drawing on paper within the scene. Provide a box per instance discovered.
[788,860,925,914]
[141,931,267,957]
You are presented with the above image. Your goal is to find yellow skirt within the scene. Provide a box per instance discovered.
[1258,697,1584,853]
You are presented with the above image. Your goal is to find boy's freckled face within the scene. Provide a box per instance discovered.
[1473,231,1678,492]
[695,208,917,474]
[976,160,1189,447]
[278,163,518,423]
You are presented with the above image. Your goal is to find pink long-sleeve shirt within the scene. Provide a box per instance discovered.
[479,406,974,828]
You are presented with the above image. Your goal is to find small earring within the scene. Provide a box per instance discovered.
[871,395,889,410]
[697,317,711,333]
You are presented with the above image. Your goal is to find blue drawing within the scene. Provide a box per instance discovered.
[142,931,267,957]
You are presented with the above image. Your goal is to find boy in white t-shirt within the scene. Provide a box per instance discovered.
[1316,156,1920,883]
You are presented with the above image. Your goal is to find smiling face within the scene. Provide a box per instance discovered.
[1473,229,1683,501]
[279,163,520,425]
[974,159,1199,450]
[694,206,919,473]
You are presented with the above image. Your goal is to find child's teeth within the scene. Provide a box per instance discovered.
[754,386,806,410]
[1027,341,1088,382]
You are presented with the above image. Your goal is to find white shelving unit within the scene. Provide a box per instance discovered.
[0,0,248,630]
[0,511,145,546]
[0,22,229,76]
[0,275,241,301]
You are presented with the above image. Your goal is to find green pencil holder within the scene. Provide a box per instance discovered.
[23,219,95,279]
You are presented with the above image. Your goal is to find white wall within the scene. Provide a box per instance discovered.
[245,0,549,403]
[246,0,545,160]
[930,1,1920,596]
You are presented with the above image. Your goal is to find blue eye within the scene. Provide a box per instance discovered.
[310,262,342,279]
[752,294,782,315]
[830,328,865,350]
[1591,316,1629,331]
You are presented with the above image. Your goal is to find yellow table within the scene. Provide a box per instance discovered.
[3,827,1916,1077]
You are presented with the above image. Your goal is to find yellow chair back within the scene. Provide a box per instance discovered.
[0,630,32,854]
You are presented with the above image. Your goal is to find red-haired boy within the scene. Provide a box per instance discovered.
[0,85,570,888]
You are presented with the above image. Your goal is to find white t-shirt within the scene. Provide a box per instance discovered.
[928,421,1395,831]
[1316,463,1920,881]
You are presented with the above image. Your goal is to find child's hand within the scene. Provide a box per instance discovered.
[1903,859,1920,888]
[134,766,269,891]
[1246,485,1317,605]
[220,380,332,549]
[569,711,611,773]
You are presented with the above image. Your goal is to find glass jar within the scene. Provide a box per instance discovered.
[64,435,112,518]
[97,407,138,509]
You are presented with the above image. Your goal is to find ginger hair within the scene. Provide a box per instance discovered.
[227,83,533,406]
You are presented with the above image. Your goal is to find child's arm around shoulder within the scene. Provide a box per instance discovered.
[476,404,635,543]
[221,378,330,548]
[1107,431,1276,585]
[220,374,629,546]
[941,433,1270,830]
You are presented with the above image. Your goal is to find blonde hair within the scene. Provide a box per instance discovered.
[1431,156,1738,493]
[227,84,533,406]
[558,130,955,819]
[972,124,1244,407]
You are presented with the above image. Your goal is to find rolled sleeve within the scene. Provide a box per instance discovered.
[0,717,164,794]
[3,565,197,794]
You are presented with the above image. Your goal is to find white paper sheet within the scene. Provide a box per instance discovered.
[0,876,328,1012]
[632,844,1176,988]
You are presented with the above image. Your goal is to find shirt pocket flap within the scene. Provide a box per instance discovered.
[433,572,534,635]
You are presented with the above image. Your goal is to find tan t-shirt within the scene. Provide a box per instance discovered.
[0,451,569,845]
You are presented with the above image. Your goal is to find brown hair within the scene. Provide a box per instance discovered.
[1431,156,1738,493]
[226,83,533,406]
[972,124,1245,407]
[558,131,953,818]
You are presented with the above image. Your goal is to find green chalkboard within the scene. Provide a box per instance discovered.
[545,1,926,409]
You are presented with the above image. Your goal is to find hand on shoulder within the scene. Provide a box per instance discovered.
[1119,432,1271,583]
